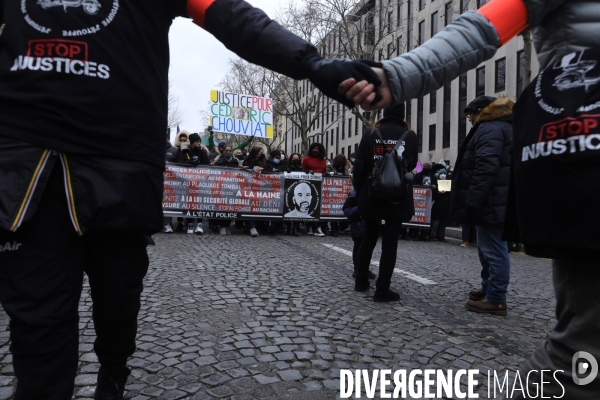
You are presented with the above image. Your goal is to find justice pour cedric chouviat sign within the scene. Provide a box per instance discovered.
[209,90,273,138]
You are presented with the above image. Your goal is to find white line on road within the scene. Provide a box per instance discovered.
[321,243,437,285]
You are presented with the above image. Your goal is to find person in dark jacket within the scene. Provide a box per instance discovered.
[412,161,437,241]
[352,103,418,302]
[0,1,382,397]
[343,190,376,280]
[212,145,243,168]
[430,169,450,241]
[178,133,210,167]
[285,153,304,236]
[301,143,327,236]
[449,95,514,316]
[265,149,284,172]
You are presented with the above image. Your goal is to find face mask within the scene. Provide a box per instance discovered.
[292,159,300,165]
[273,159,280,164]
[326,161,331,166]
[259,154,265,159]
[351,158,355,163]
[311,151,319,156]
[224,153,233,161]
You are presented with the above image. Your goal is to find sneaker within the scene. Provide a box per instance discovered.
[354,280,370,292]
[220,227,227,236]
[465,299,507,316]
[187,223,195,234]
[163,224,173,234]
[307,227,313,235]
[468,289,486,301]
[226,227,232,235]
[314,227,325,237]
[250,228,259,237]
[95,366,130,400]
[373,289,401,302]
[438,237,447,242]
[194,223,204,235]
[460,242,469,247]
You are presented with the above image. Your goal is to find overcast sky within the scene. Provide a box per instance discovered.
[167,0,283,143]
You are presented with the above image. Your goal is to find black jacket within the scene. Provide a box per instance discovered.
[213,155,241,168]
[165,142,178,163]
[449,98,514,226]
[352,117,418,221]
[178,145,209,166]
[265,158,284,172]
[286,162,304,173]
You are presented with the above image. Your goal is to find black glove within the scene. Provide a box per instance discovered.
[465,206,479,223]
[304,56,381,108]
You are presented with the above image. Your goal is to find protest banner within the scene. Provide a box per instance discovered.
[282,172,322,222]
[163,165,283,220]
[406,185,433,226]
[162,165,432,224]
[320,176,353,220]
[209,90,273,138]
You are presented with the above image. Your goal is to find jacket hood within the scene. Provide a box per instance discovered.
[476,97,515,123]
[174,130,190,147]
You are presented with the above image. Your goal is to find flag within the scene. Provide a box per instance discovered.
[415,160,423,173]
[176,125,180,134]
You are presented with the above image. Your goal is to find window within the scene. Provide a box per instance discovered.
[431,11,438,37]
[458,73,468,147]
[443,82,451,148]
[397,0,403,27]
[355,118,359,136]
[417,96,423,153]
[387,12,393,34]
[331,129,334,145]
[460,0,469,13]
[397,36,403,56]
[355,143,359,152]
[348,145,352,156]
[387,42,393,58]
[342,121,345,139]
[429,124,436,151]
[341,147,345,155]
[419,0,425,10]
[430,89,437,113]
[326,131,329,147]
[495,57,506,92]
[476,66,485,97]
[477,0,488,7]
[444,2,453,26]
[517,50,525,97]
[418,20,425,46]
[348,118,352,137]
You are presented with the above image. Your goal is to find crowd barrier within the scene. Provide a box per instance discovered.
[162,163,432,225]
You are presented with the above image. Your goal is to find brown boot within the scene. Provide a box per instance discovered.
[468,289,485,301]
[465,299,507,316]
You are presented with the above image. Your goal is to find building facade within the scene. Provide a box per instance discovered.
[281,0,539,167]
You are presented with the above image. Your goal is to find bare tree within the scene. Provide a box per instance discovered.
[167,81,184,131]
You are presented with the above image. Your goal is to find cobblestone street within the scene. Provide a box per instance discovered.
[0,228,555,399]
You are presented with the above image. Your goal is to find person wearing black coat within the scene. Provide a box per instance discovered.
[178,133,210,167]
[430,169,450,241]
[265,149,285,172]
[449,95,515,316]
[352,103,418,302]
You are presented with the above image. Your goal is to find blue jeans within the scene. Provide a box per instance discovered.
[476,224,510,303]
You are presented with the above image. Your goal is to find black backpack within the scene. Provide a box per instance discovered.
[368,129,410,204]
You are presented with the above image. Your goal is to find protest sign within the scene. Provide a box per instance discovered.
[209,90,273,138]
[320,176,353,220]
[438,180,451,192]
[282,172,322,222]
[407,185,433,225]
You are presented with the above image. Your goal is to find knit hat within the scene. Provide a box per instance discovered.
[464,96,496,114]
[383,103,406,120]
[218,140,228,148]
[189,133,201,144]
[271,149,281,158]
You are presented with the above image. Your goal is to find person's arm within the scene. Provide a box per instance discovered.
[208,134,215,150]
[232,140,247,152]
[186,0,380,107]
[341,0,563,109]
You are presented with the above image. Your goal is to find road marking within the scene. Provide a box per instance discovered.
[321,243,437,285]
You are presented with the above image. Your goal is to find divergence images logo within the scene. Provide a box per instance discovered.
[572,351,598,386]
[37,0,102,15]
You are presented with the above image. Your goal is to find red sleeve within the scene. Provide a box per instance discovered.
[302,157,309,171]
[477,0,528,46]
[187,0,216,28]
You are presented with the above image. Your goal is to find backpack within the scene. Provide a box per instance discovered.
[368,129,410,204]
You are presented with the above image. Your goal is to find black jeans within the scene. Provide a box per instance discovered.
[509,259,600,399]
[0,166,149,399]
[352,236,363,271]
[355,219,403,291]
